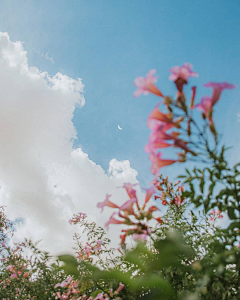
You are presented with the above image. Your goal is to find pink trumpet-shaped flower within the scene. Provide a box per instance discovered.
[105,212,125,230]
[169,63,198,82]
[145,137,171,153]
[194,82,236,122]
[148,106,181,128]
[154,217,163,224]
[204,82,236,106]
[148,205,159,212]
[148,106,174,124]
[119,198,137,215]
[194,96,213,118]
[95,292,105,300]
[97,194,119,212]
[143,186,157,207]
[120,183,138,198]
[149,152,176,175]
[147,118,174,131]
[115,282,125,293]
[134,69,164,98]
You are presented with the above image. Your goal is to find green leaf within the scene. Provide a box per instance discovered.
[228,207,237,220]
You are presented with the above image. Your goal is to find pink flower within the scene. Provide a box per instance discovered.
[97,194,119,212]
[120,234,126,246]
[174,195,183,206]
[143,186,157,206]
[23,272,29,278]
[69,212,86,224]
[120,183,138,198]
[6,265,15,273]
[149,152,177,175]
[134,69,164,98]
[105,212,125,230]
[209,209,223,221]
[148,106,174,124]
[148,106,182,128]
[119,198,137,215]
[194,82,236,122]
[94,292,104,300]
[115,283,125,293]
[132,233,148,241]
[94,240,103,251]
[154,217,163,224]
[10,272,18,279]
[145,134,171,153]
[169,63,198,82]
[194,96,213,119]
[148,205,159,212]
[204,82,236,106]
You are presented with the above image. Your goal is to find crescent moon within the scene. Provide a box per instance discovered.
[118,125,123,130]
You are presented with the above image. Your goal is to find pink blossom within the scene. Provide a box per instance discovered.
[145,135,171,153]
[94,240,103,251]
[120,183,138,198]
[6,265,15,273]
[204,82,236,106]
[94,293,104,300]
[147,118,174,131]
[132,233,148,241]
[115,282,125,293]
[148,106,174,124]
[23,272,29,278]
[134,69,164,98]
[120,234,126,246]
[174,195,183,206]
[154,217,163,224]
[143,186,157,206]
[105,212,125,230]
[119,198,137,215]
[194,82,236,122]
[149,152,176,175]
[10,272,18,279]
[169,63,198,82]
[69,212,86,224]
[194,96,213,119]
[97,194,119,212]
[148,205,159,212]
[209,209,223,221]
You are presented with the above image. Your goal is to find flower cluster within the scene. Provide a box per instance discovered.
[94,283,124,300]
[209,209,223,222]
[134,63,236,175]
[152,175,185,206]
[55,279,124,300]
[69,212,87,225]
[55,277,80,300]
[76,240,103,261]
[97,183,164,246]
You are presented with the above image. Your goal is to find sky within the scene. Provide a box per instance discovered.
[0,0,240,255]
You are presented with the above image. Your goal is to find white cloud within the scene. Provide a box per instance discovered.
[0,32,141,256]
[41,50,54,64]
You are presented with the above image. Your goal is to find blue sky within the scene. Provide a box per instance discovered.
[1,0,240,187]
